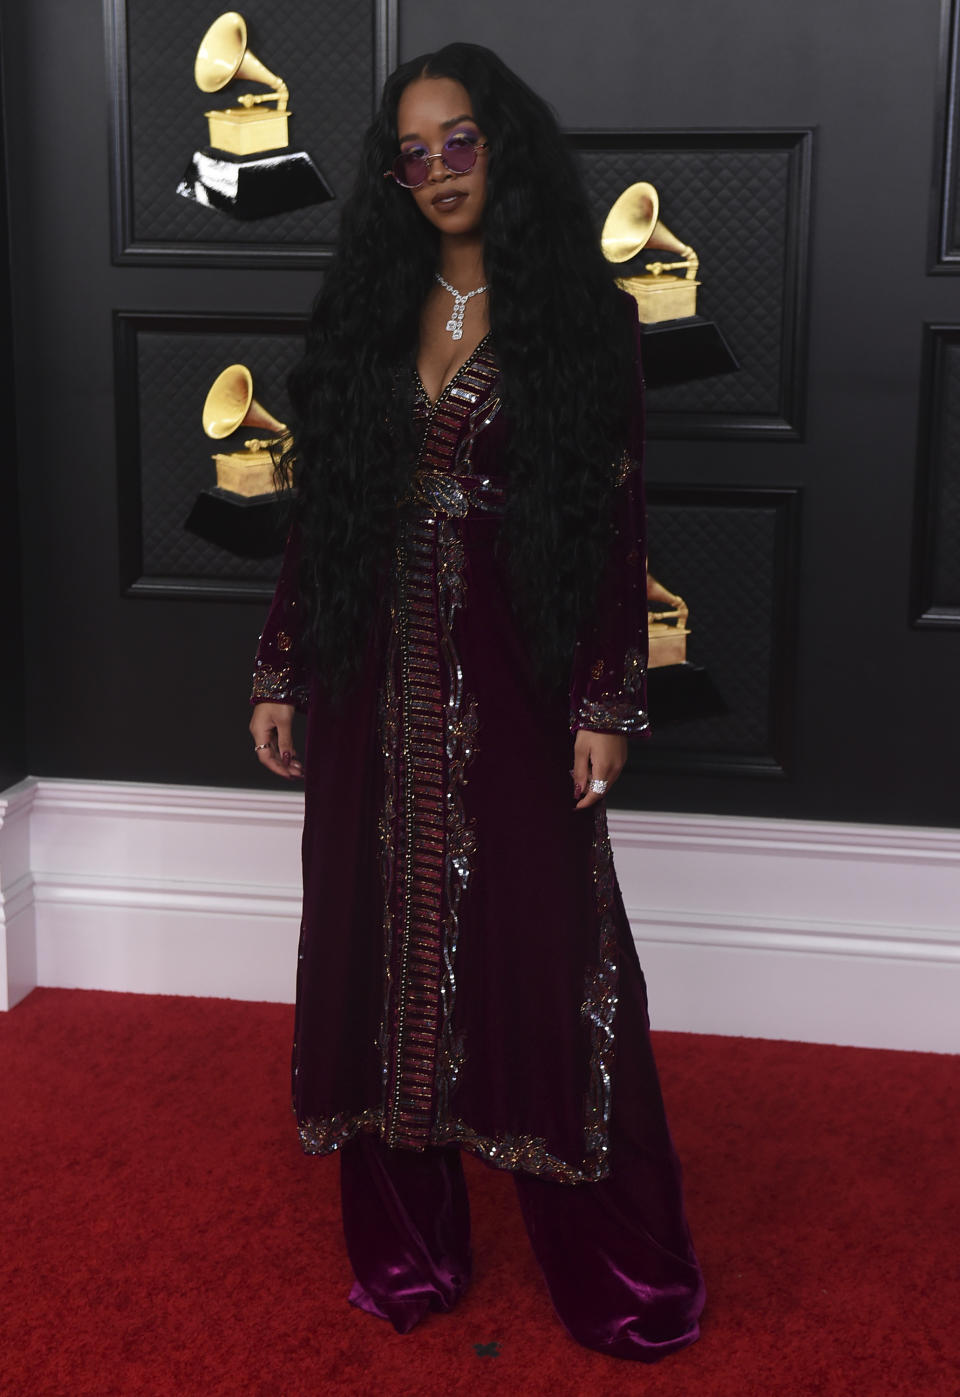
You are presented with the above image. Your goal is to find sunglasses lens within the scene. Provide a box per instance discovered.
[443,133,478,173]
[393,150,428,187]
[391,135,481,186]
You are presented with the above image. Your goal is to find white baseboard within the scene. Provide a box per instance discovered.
[0,783,36,1011]
[1,777,958,1051]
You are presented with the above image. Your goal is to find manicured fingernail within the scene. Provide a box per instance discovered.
[281,751,291,764]
[574,783,583,798]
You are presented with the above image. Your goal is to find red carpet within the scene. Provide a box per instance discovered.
[1,987,957,1396]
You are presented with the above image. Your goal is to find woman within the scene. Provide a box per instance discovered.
[249,42,706,1362]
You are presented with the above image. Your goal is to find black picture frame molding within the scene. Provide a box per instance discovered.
[568,128,814,441]
[624,483,802,782]
[911,323,960,627]
[114,309,308,602]
[104,0,397,267]
[928,0,960,273]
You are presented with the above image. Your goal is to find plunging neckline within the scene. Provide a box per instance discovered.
[415,333,492,410]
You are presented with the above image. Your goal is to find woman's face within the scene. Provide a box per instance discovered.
[393,77,488,235]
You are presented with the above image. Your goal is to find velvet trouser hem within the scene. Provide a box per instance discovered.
[338,1124,706,1362]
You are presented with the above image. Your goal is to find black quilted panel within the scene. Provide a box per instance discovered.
[134,326,303,580]
[124,0,375,246]
[642,497,782,753]
[945,0,960,262]
[929,338,960,605]
[577,141,795,418]
[948,170,960,260]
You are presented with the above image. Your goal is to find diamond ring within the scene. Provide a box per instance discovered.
[589,778,609,794]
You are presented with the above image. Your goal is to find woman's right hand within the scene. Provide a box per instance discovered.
[249,702,303,780]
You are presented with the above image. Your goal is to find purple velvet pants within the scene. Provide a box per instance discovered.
[339,1079,706,1362]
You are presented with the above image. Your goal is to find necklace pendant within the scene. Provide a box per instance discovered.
[434,271,487,343]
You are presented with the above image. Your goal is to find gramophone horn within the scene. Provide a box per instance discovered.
[202,364,287,440]
[194,11,288,107]
[601,181,696,265]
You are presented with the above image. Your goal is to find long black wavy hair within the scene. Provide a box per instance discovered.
[277,42,637,697]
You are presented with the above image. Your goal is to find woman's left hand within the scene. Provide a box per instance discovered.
[571,730,628,809]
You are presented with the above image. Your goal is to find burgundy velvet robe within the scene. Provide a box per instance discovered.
[251,321,651,1184]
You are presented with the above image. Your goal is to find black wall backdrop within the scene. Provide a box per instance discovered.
[2,0,959,824]
[0,30,24,793]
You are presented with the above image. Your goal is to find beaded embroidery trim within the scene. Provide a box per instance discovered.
[580,804,619,1172]
[379,340,496,1148]
[298,1107,382,1154]
[433,519,478,1117]
[575,698,651,734]
[574,646,649,734]
[251,661,309,710]
[382,515,452,1147]
[376,594,402,1104]
[614,449,641,486]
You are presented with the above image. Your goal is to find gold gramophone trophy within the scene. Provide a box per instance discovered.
[602,182,738,387]
[603,183,700,324]
[184,364,291,557]
[643,566,727,725]
[646,569,690,669]
[176,11,333,220]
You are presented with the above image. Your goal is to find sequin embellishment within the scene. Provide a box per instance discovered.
[379,341,495,1150]
[614,449,640,486]
[580,805,619,1173]
[251,661,309,709]
[576,647,649,734]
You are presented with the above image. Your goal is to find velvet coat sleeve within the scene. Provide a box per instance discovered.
[568,312,650,738]
[249,523,311,713]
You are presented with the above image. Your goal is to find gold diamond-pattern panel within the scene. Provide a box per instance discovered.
[133,326,303,580]
[642,495,785,754]
[577,141,798,419]
[123,0,375,246]
[927,337,960,605]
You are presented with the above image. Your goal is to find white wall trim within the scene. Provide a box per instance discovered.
[628,907,960,964]
[0,780,38,1011]
[27,778,304,825]
[31,871,302,921]
[606,808,960,863]
[1,776,958,1051]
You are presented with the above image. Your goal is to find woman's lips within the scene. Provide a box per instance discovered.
[431,189,467,209]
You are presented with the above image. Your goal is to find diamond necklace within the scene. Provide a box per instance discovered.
[435,271,487,342]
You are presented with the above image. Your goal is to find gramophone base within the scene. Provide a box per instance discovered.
[617,274,700,323]
[646,661,728,726]
[184,488,287,559]
[639,316,740,389]
[176,147,334,220]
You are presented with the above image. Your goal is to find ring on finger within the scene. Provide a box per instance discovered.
[253,742,272,751]
[588,778,609,794]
